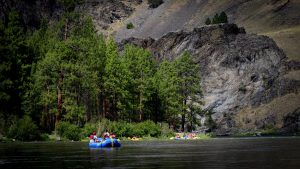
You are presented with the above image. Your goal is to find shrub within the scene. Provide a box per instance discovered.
[8,116,40,141]
[219,11,228,23]
[103,120,162,138]
[56,121,81,141]
[137,120,161,137]
[82,123,96,137]
[239,84,247,93]
[205,18,211,25]
[205,114,217,130]
[40,133,50,141]
[161,123,175,137]
[126,22,134,29]
[148,0,163,8]
[211,12,228,24]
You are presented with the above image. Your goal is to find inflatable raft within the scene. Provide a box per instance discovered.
[89,138,121,148]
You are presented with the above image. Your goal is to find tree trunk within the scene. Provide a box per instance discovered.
[64,18,68,40]
[181,99,187,132]
[139,92,143,121]
[56,70,64,125]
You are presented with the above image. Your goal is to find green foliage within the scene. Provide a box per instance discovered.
[126,22,134,29]
[205,18,211,25]
[40,133,50,141]
[0,10,30,118]
[206,11,228,25]
[56,121,81,141]
[161,123,175,137]
[82,123,96,137]
[92,119,162,138]
[137,120,161,137]
[1,10,204,140]
[8,116,40,141]
[205,112,217,130]
[174,51,203,131]
[238,84,247,93]
[219,11,228,23]
[148,0,164,8]
[155,60,180,126]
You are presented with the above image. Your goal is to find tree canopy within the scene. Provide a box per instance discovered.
[0,10,205,140]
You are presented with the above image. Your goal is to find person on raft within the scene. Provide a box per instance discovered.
[103,131,110,139]
[89,132,98,143]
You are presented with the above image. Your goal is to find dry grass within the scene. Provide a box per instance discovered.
[284,70,300,80]
[261,26,300,61]
[235,93,300,130]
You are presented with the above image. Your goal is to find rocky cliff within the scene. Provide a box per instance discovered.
[121,24,300,135]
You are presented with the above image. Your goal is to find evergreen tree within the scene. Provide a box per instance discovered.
[155,60,180,129]
[104,38,131,120]
[31,15,107,130]
[0,10,30,118]
[174,51,202,132]
[205,18,211,25]
[122,45,156,121]
[219,11,228,23]
[212,13,220,24]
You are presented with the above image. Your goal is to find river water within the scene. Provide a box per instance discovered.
[0,137,300,169]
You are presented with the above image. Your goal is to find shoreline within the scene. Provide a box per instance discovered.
[2,135,300,143]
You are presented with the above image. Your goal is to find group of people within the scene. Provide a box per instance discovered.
[175,133,197,139]
[89,131,116,143]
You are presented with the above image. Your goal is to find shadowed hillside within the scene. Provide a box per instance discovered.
[110,0,300,63]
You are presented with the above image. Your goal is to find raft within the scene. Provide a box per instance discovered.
[89,138,121,148]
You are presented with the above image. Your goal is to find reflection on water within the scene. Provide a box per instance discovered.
[1,137,300,169]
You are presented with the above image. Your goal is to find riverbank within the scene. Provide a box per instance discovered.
[3,132,300,143]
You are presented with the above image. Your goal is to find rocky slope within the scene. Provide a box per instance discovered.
[121,24,300,135]
[112,0,300,61]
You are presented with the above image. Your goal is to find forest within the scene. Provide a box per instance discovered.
[0,5,206,141]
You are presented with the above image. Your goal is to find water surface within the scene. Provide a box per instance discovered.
[1,137,300,169]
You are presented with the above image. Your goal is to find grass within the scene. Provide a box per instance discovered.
[234,93,300,131]
[262,26,300,61]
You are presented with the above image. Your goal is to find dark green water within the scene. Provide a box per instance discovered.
[1,137,300,169]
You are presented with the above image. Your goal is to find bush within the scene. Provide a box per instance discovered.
[205,114,217,130]
[103,120,162,138]
[8,116,40,141]
[126,22,134,29]
[137,120,161,137]
[40,133,50,141]
[161,123,175,137]
[56,121,81,141]
[148,0,163,8]
[82,123,96,137]
[206,12,228,25]
[205,18,211,25]
[239,84,247,93]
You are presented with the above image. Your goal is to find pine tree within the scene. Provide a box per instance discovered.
[104,38,132,120]
[155,60,180,129]
[205,18,211,25]
[0,10,29,118]
[122,45,156,121]
[174,51,202,132]
[219,11,228,23]
[212,13,220,24]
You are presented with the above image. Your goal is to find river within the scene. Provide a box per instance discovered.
[1,137,300,169]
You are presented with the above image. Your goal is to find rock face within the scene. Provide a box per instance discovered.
[121,24,300,135]
[77,0,134,34]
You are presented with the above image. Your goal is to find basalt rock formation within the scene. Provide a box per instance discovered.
[121,24,300,135]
